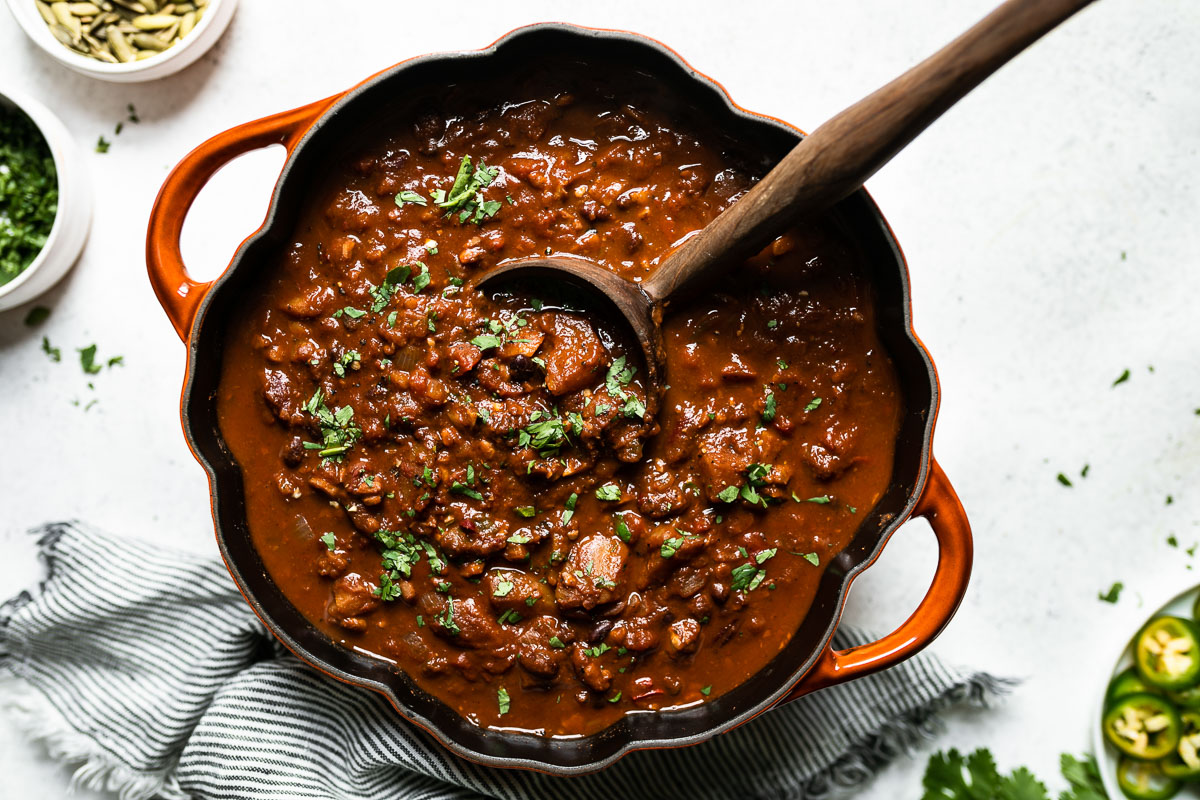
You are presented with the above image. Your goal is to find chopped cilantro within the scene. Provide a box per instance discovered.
[614,518,632,542]
[1098,582,1123,604]
[23,306,49,326]
[493,580,514,598]
[320,532,336,551]
[549,636,565,649]
[497,686,511,715]
[762,388,777,423]
[394,190,428,207]
[1056,473,1072,487]
[802,552,820,566]
[95,136,110,153]
[660,536,685,558]
[595,483,621,502]
[805,397,823,412]
[433,156,501,224]
[1112,369,1130,387]
[41,336,61,362]
[561,492,578,525]
[515,506,537,518]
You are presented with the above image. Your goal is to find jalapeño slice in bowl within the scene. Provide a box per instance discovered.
[1136,617,1200,691]
[1104,693,1182,761]
[1117,757,1181,800]
[1109,668,1160,709]
[1168,685,1200,710]
[1161,710,1200,782]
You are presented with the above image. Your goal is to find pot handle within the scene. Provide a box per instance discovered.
[146,96,337,341]
[782,458,972,701]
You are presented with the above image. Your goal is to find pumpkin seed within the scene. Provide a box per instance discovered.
[131,13,175,29]
[106,25,135,61]
[110,0,147,14]
[34,1,56,25]
[131,32,169,50]
[48,22,76,46]
[37,0,204,62]
[156,19,179,42]
[50,3,82,36]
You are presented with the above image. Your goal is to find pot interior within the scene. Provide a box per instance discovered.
[182,24,936,771]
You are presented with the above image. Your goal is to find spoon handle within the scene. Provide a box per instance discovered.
[643,0,1097,304]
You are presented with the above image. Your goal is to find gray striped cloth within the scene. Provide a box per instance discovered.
[0,522,1005,800]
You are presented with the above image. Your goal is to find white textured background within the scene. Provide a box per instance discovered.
[1,0,1197,796]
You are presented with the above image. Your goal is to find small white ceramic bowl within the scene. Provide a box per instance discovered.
[0,86,92,312]
[5,0,238,83]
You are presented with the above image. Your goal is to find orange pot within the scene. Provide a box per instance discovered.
[147,24,972,773]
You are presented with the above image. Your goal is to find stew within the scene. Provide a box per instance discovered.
[217,66,902,736]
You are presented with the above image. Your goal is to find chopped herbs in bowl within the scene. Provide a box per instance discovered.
[0,102,58,288]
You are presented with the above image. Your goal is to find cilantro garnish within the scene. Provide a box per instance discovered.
[1098,581,1123,604]
[595,483,621,502]
[731,562,766,592]
[320,532,336,551]
[497,686,511,715]
[303,389,362,459]
[1112,369,1130,387]
[24,306,49,326]
[614,518,631,542]
[394,190,428,207]
[561,492,578,525]
[1,107,57,286]
[762,388,777,423]
[515,506,537,518]
[41,336,61,362]
[493,580,514,598]
[660,536,685,559]
[604,355,646,419]
[921,748,1103,800]
[438,597,461,635]
[370,265,412,312]
[433,156,502,224]
[805,397,822,412]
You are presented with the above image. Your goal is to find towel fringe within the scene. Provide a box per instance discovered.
[800,673,1018,798]
[0,674,191,800]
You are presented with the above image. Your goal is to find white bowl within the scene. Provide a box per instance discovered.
[5,0,238,83]
[1092,582,1200,799]
[0,86,91,312]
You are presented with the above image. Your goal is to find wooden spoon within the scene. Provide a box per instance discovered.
[475,0,1097,410]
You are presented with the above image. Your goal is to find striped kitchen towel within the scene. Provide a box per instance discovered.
[0,522,1006,800]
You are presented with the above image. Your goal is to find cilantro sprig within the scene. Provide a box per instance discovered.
[432,156,502,224]
[920,749,1104,800]
[303,389,362,460]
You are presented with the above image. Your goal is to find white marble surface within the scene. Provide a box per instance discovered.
[1,0,1197,796]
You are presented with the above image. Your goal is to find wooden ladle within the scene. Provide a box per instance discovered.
[475,0,1097,409]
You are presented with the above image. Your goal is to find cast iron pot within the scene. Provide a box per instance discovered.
[146,23,973,774]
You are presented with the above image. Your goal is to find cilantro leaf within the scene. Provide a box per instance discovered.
[395,190,428,207]
[78,344,102,375]
[595,483,621,502]
[1098,582,1123,603]
[921,748,1051,800]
